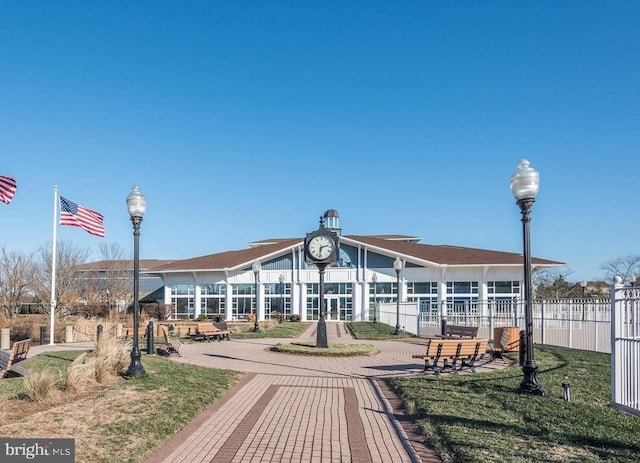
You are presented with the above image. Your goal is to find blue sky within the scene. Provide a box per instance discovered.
[1,1,638,281]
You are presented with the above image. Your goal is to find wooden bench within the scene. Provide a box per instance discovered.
[435,324,479,339]
[213,321,231,339]
[193,322,230,342]
[121,325,146,339]
[412,338,487,375]
[157,328,181,357]
[487,330,511,359]
[1,338,32,378]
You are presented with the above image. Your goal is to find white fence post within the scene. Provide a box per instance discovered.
[611,279,640,417]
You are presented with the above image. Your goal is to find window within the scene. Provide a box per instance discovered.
[487,281,520,318]
[265,283,291,318]
[169,284,195,319]
[445,281,479,317]
[407,282,438,314]
[232,284,257,320]
[200,284,226,318]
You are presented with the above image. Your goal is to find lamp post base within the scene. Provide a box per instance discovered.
[516,361,545,396]
[316,317,328,348]
[393,324,401,335]
[125,349,146,378]
[253,321,260,333]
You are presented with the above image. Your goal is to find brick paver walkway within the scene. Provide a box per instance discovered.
[28,324,508,463]
[141,323,506,463]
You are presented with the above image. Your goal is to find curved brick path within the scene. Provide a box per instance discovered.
[28,324,506,462]
[142,323,505,463]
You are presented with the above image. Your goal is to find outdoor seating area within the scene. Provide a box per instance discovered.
[157,328,181,357]
[412,338,488,375]
[487,330,511,360]
[190,322,230,342]
[0,338,32,378]
[435,324,479,339]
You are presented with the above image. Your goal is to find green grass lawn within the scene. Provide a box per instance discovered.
[274,342,377,356]
[348,321,415,340]
[229,321,310,339]
[0,352,242,463]
[387,345,640,462]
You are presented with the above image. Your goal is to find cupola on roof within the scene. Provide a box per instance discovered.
[323,209,341,233]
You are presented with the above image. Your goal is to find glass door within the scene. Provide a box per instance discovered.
[325,297,340,321]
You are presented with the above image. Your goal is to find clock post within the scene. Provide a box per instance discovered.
[316,263,329,348]
[305,217,340,349]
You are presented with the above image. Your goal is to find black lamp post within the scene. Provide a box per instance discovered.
[372,273,377,323]
[125,185,146,378]
[252,260,261,332]
[510,159,544,396]
[279,273,285,320]
[393,257,403,335]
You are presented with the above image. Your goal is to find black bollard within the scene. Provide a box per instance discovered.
[40,326,46,345]
[146,321,155,355]
[97,324,103,343]
[519,329,526,366]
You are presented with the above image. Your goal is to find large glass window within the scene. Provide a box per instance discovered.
[232,284,256,320]
[407,282,438,315]
[487,281,520,317]
[265,283,291,319]
[306,283,353,321]
[169,284,195,319]
[445,281,479,317]
[200,284,226,319]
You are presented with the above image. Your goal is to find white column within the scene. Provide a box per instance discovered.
[438,278,447,319]
[479,280,488,318]
[194,284,202,319]
[225,282,233,321]
[257,282,264,321]
[299,283,307,321]
[360,281,369,321]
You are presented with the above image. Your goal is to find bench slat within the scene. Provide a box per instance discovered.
[1,339,31,378]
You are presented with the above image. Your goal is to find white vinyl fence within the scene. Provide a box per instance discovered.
[611,284,640,417]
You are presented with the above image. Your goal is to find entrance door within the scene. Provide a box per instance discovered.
[325,297,340,321]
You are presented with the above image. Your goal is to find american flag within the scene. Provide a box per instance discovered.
[0,175,17,204]
[59,196,105,237]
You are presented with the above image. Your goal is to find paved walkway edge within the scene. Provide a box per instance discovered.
[143,372,256,463]
[374,378,443,463]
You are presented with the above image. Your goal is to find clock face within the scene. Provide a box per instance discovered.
[308,235,334,261]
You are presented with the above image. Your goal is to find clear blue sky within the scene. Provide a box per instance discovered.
[1,1,638,282]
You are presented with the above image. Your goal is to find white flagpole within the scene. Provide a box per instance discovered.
[50,186,58,345]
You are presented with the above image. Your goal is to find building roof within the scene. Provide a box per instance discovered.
[345,235,561,266]
[75,259,176,271]
[147,235,563,273]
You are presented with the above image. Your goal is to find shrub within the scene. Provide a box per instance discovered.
[64,338,131,390]
[289,315,300,322]
[23,370,58,402]
[65,353,94,393]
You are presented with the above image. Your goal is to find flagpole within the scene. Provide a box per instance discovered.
[50,186,58,345]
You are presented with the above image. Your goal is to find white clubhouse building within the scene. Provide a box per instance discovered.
[148,210,563,322]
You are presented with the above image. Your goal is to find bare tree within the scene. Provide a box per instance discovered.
[532,268,580,299]
[97,241,133,316]
[600,255,640,283]
[33,239,90,317]
[0,246,38,318]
